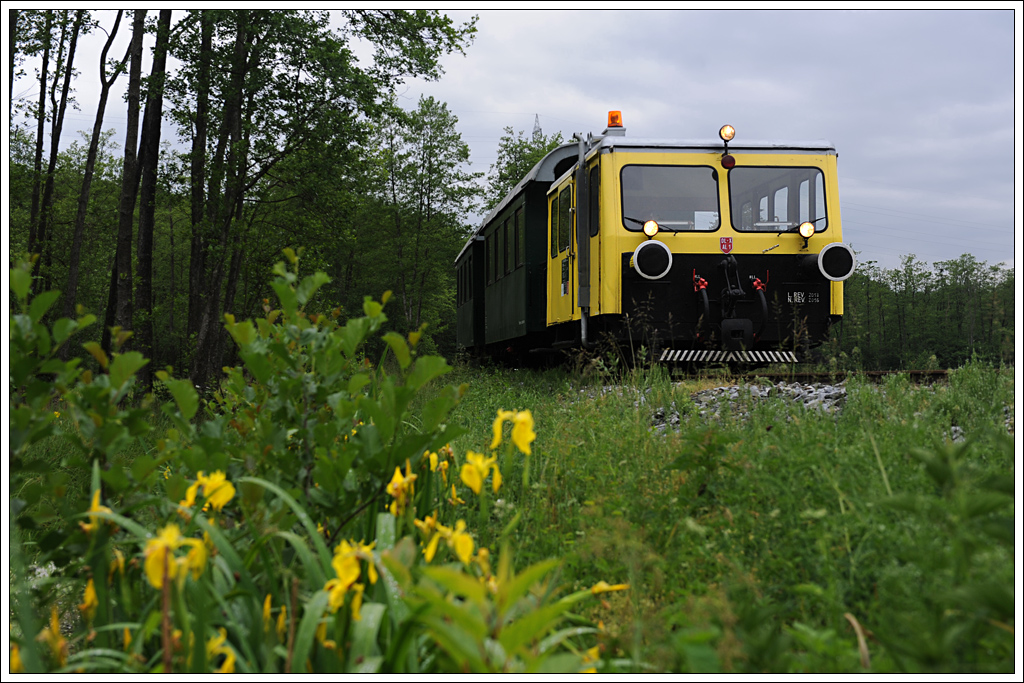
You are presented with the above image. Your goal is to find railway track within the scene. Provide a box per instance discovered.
[732,369,949,383]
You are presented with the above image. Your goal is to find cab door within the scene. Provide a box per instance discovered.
[547,183,575,324]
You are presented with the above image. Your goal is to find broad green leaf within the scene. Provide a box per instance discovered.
[538,626,600,654]
[238,477,333,573]
[274,530,327,588]
[420,566,488,606]
[534,652,584,674]
[29,290,60,323]
[419,612,491,671]
[225,318,256,346]
[130,455,157,483]
[383,331,412,370]
[83,342,109,370]
[161,376,199,421]
[496,557,560,614]
[271,280,298,315]
[296,271,330,306]
[351,656,383,674]
[379,542,414,625]
[358,397,395,443]
[339,317,371,359]
[109,352,149,392]
[33,322,51,356]
[421,388,460,432]
[348,373,370,396]
[406,355,451,392]
[239,350,275,385]
[193,517,263,616]
[88,509,154,541]
[349,602,386,661]
[375,512,396,551]
[498,599,573,655]
[10,267,31,300]
[363,297,383,318]
[290,590,330,671]
[52,318,78,345]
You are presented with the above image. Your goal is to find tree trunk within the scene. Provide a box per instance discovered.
[112,10,146,338]
[168,210,177,370]
[134,9,172,392]
[63,11,125,330]
[39,10,84,292]
[9,10,18,119]
[187,11,213,346]
[27,11,51,259]
[191,12,248,388]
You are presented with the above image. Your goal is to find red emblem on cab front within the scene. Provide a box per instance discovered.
[720,237,733,254]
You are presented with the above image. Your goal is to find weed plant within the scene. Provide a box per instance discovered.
[437,359,1015,672]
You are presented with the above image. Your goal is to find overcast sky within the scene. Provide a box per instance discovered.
[7,8,1020,272]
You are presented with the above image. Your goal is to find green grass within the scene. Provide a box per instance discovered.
[428,360,1015,672]
[16,350,1013,673]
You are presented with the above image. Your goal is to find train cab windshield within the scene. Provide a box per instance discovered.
[621,165,720,232]
[729,166,828,233]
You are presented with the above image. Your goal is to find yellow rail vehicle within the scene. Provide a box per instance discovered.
[455,113,855,363]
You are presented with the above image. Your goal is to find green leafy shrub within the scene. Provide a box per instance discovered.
[8,253,623,674]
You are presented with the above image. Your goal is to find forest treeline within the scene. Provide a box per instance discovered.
[8,10,1013,386]
[834,254,1013,369]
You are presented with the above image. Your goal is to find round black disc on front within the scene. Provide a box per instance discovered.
[633,241,672,280]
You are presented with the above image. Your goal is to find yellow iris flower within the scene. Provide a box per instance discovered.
[316,620,337,650]
[475,547,492,577]
[323,539,377,618]
[386,460,417,517]
[460,451,501,495]
[206,627,236,674]
[511,410,536,455]
[143,524,207,589]
[490,410,515,450]
[108,548,125,583]
[580,645,601,673]
[276,604,288,642]
[490,409,537,455]
[414,510,439,539]
[179,471,236,515]
[449,521,474,565]
[590,580,630,595]
[79,489,112,534]
[37,607,68,667]
[448,484,465,506]
[11,643,24,673]
[201,471,236,511]
[79,578,98,622]
[422,519,474,565]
